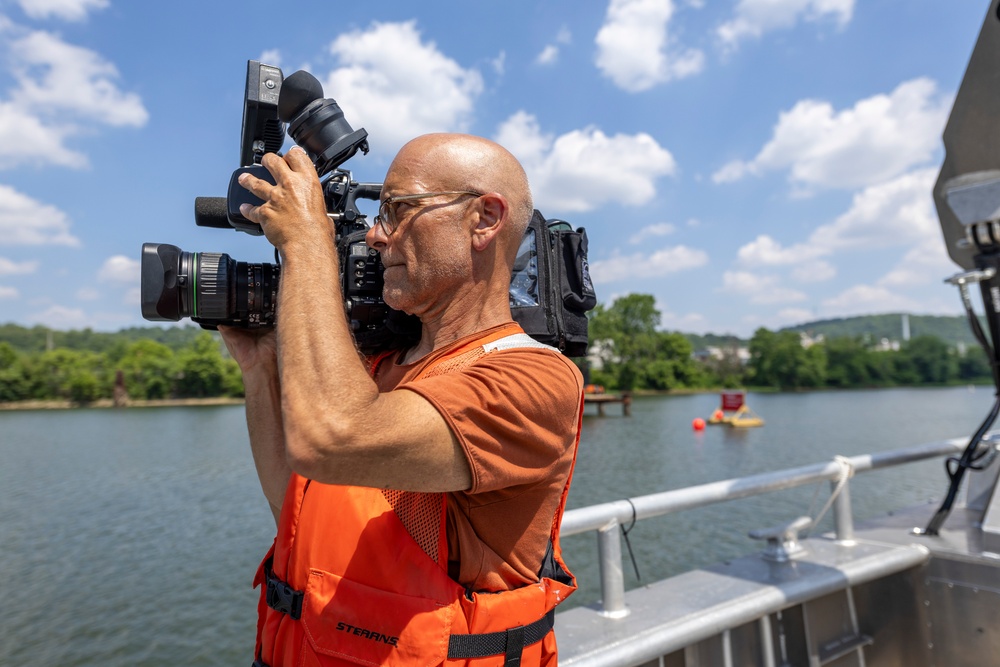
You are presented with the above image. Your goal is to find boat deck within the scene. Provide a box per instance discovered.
[555,504,1000,667]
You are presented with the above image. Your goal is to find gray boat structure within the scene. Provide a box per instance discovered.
[554,3,1000,666]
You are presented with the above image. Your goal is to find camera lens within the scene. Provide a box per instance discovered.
[140,243,279,328]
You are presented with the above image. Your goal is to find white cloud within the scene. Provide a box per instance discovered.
[18,0,108,21]
[810,168,939,250]
[0,99,85,168]
[660,310,709,332]
[735,169,938,281]
[12,30,149,126]
[98,255,140,285]
[324,21,483,157]
[0,257,39,275]
[0,25,147,168]
[776,307,816,325]
[259,49,282,69]
[737,234,826,265]
[590,245,708,283]
[721,270,807,304]
[536,45,559,66]
[0,286,18,299]
[491,51,506,76]
[878,235,954,287]
[27,304,88,328]
[0,185,78,245]
[822,284,920,316]
[629,222,676,243]
[595,0,704,92]
[713,79,949,191]
[718,0,854,50]
[537,27,573,67]
[791,260,836,283]
[495,111,676,212]
[76,287,100,300]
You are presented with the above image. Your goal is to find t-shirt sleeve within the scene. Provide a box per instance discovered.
[397,349,583,494]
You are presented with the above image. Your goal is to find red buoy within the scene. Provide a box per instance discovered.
[692,417,706,431]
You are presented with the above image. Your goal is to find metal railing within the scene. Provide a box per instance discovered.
[559,438,969,617]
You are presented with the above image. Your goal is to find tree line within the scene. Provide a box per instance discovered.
[586,294,993,392]
[0,294,992,405]
[0,331,243,403]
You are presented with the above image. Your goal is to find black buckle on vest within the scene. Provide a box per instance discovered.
[264,561,303,620]
[447,608,554,664]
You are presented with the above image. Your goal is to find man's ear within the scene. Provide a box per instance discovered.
[471,193,507,252]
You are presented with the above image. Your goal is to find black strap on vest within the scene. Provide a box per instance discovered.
[446,609,555,666]
[262,556,554,666]
[263,558,303,620]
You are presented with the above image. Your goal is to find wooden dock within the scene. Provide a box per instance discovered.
[584,392,632,416]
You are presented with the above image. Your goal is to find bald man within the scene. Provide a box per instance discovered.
[222,134,583,667]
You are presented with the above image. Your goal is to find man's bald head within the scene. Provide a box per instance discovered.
[390,134,534,243]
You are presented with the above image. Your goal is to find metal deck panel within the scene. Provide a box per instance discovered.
[555,539,929,667]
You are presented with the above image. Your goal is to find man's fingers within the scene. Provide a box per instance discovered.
[284,145,313,171]
[238,171,273,200]
[239,202,261,222]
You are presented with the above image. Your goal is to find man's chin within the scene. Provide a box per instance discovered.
[382,288,412,315]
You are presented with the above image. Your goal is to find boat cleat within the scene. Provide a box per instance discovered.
[748,515,813,562]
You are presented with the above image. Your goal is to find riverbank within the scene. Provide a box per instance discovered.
[0,397,246,411]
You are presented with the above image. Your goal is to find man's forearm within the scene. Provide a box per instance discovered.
[243,367,292,525]
[275,240,381,462]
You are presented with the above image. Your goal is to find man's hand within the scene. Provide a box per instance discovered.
[218,325,278,376]
[236,146,331,254]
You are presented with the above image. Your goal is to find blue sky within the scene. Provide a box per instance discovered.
[0,0,989,337]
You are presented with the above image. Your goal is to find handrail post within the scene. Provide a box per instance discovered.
[832,478,855,544]
[597,520,629,618]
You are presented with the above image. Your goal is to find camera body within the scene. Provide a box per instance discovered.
[141,61,419,354]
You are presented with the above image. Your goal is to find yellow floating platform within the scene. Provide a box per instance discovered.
[708,398,764,428]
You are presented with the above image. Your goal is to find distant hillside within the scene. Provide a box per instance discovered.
[780,314,978,347]
[678,314,978,350]
[683,333,747,350]
[0,323,211,354]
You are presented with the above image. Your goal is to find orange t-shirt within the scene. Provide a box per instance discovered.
[373,323,584,593]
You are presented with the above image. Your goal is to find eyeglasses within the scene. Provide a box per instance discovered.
[373,191,483,237]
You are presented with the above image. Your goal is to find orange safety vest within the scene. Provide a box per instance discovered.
[252,327,581,667]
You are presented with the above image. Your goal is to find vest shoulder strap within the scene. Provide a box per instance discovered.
[482,332,560,354]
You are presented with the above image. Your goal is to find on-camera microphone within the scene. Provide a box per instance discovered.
[194,197,231,229]
[278,70,325,122]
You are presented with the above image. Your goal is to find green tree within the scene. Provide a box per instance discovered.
[175,332,227,397]
[748,329,826,390]
[957,346,993,382]
[589,294,661,390]
[901,335,956,384]
[116,339,177,399]
[0,342,32,401]
[699,347,746,388]
[640,332,704,390]
[30,349,110,402]
[824,336,879,388]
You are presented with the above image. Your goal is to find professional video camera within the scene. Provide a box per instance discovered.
[140,61,596,356]
[140,61,418,353]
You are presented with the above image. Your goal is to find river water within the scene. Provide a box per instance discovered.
[0,386,993,666]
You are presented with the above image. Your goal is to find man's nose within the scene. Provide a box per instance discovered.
[366,224,388,250]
